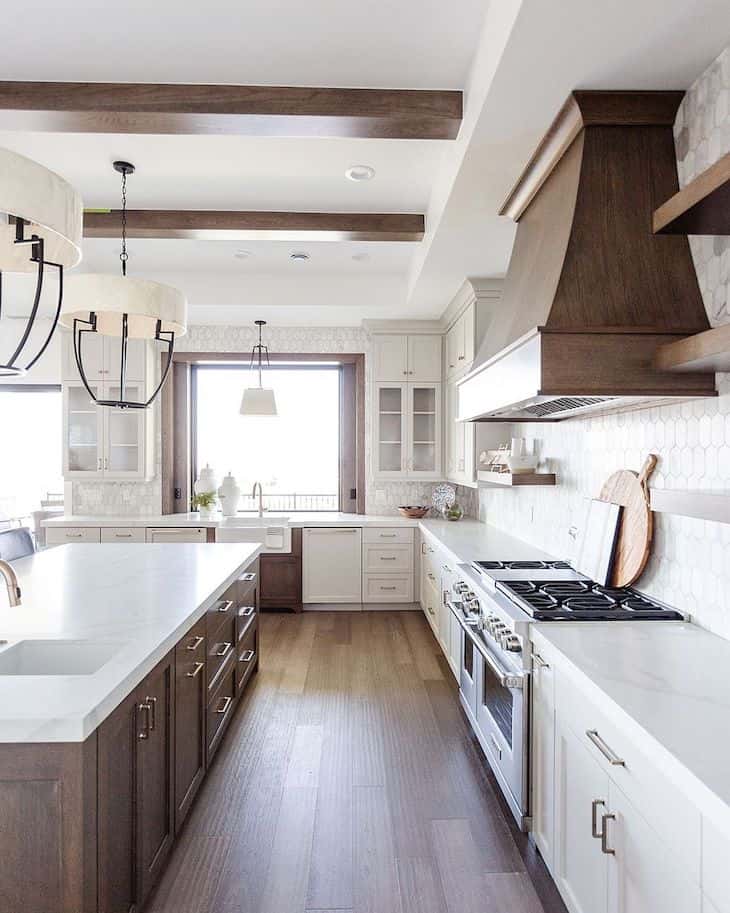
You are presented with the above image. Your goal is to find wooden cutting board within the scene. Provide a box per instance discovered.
[598,454,658,587]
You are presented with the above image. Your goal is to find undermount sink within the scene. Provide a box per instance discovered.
[0,639,124,676]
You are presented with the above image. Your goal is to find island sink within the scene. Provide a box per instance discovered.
[0,639,124,676]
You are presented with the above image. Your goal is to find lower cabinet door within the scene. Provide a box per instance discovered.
[136,652,175,906]
[174,622,207,833]
[531,651,556,871]
[554,717,609,913]
[606,782,700,913]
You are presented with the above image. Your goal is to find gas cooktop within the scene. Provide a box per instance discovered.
[497,579,684,621]
[474,560,572,572]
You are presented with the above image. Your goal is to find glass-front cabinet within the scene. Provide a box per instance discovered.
[63,381,153,480]
[374,381,441,480]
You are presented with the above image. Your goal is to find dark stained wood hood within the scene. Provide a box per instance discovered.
[458,91,717,422]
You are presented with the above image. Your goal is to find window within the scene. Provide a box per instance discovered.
[0,387,63,522]
[193,364,341,511]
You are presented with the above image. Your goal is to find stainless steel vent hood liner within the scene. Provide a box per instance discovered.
[458,91,716,422]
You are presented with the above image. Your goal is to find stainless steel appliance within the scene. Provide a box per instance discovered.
[446,558,684,830]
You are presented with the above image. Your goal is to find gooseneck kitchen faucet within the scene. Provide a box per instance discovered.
[0,559,21,607]
[252,481,265,518]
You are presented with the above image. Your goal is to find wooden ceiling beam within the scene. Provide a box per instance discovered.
[83,209,425,242]
[0,81,462,140]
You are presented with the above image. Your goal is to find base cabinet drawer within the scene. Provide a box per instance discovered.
[363,574,414,602]
[207,617,236,692]
[363,543,413,573]
[207,659,236,762]
[362,526,415,544]
[101,526,146,543]
[174,618,206,833]
[46,526,101,545]
[236,621,258,696]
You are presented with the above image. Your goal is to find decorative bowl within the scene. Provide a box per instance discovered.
[397,505,430,519]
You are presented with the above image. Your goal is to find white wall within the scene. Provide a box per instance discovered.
[479,45,730,638]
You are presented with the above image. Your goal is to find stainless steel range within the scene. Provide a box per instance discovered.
[446,557,684,831]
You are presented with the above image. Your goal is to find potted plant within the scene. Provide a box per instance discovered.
[192,491,217,519]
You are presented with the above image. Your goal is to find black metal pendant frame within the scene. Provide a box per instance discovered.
[249,318,271,388]
[0,217,64,377]
[72,312,175,410]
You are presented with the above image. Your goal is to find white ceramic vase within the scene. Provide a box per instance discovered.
[194,463,219,496]
[218,472,241,517]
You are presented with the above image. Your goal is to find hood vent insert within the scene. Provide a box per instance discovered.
[521,397,617,418]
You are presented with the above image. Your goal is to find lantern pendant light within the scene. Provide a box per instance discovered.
[0,148,83,377]
[60,161,187,409]
[240,320,278,416]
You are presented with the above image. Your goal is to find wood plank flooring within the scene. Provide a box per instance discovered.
[149,611,567,913]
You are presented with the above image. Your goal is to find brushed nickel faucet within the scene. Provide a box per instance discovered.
[252,481,265,518]
[0,559,21,607]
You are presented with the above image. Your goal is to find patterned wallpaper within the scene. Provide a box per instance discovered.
[72,324,470,517]
[478,45,730,638]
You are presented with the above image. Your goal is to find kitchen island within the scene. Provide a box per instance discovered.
[0,542,261,913]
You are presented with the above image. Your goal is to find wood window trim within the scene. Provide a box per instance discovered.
[161,352,365,515]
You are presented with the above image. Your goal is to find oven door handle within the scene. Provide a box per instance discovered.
[479,641,526,691]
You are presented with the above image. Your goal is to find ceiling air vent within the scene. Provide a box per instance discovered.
[522,396,617,417]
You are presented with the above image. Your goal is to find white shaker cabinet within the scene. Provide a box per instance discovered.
[145,527,208,543]
[531,648,556,871]
[372,333,441,383]
[554,718,609,913]
[302,527,362,605]
[62,331,148,383]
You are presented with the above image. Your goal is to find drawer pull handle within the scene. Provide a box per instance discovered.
[239,649,255,663]
[67,532,83,538]
[380,586,397,591]
[533,652,550,670]
[137,701,152,740]
[186,661,205,679]
[380,556,397,561]
[591,799,607,838]
[186,635,205,651]
[217,599,234,613]
[427,573,436,581]
[379,533,397,538]
[115,533,133,538]
[238,605,255,617]
[586,729,625,766]
[239,572,257,582]
[216,696,233,715]
[214,642,233,658]
[145,695,157,731]
[427,606,435,616]
[600,813,616,855]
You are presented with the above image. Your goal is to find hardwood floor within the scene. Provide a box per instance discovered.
[148,611,567,913]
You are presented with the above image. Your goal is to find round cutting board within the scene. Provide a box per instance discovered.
[598,454,657,587]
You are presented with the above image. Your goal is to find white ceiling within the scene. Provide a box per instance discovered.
[1,0,729,325]
[0,0,487,89]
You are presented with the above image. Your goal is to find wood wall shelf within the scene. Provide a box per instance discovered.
[653,152,730,235]
[654,324,730,373]
[477,471,556,487]
[651,488,730,525]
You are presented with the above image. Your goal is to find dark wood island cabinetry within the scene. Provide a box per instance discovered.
[0,559,259,913]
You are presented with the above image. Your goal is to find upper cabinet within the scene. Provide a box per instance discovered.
[445,306,475,378]
[373,381,442,480]
[372,333,442,383]
[62,329,148,383]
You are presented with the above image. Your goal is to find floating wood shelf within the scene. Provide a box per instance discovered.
[477,471,556,487]
[651,488,730,525]
[654,323,730,373]
[653,152,730,235]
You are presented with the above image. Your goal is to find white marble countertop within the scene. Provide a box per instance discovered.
[533,621,730,826]
[43,511,420,529]
[419,518,557,566]
[0,542,260,743]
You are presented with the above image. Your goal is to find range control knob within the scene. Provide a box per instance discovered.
[454,582,470,595]
[492,622,508,638]
[486,615,501,634]
[503,634,522,653]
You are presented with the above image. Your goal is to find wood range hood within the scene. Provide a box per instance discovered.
[458,91,717,422]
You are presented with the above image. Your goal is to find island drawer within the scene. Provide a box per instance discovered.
[176,617,206,661]
[207,617,236,692]
[236,622,258,695]
[236,602,257,643]
[46,526,101,545]
[100,527,146,543]
[362,527,414,544]
[206,590,237,638]
[207,657,236,761]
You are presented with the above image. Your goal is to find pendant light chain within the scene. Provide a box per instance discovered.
[119,167,129,277]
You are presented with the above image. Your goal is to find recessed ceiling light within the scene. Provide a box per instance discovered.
[352,252,369,262]
[234,249,252,260]
[345,165,376,182]
[290,251,310,262]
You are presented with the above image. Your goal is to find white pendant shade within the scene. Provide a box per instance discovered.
[240,386,278,416]
[0,147,83,271]
[60,273,188,339]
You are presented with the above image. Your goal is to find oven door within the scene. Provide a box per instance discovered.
[475,642,528,823]
[459,625,479,716]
